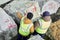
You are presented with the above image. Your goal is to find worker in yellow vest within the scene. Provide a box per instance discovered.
[34,11,52,39]
[16,12,34,40]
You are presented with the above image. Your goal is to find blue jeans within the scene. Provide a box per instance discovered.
[18,33,30,40]
[39,34,45,39]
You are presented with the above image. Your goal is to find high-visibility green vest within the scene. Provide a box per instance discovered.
[19,17,33,36]
[36,19,51,34]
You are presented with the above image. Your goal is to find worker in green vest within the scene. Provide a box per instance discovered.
[17,12,34,40]
[34,11,52,39]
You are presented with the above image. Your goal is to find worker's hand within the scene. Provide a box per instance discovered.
[35,26,37,30]
[16,12,23,19]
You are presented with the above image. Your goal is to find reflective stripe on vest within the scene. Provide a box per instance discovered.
[19,17,33,36]
[36,19,51,34]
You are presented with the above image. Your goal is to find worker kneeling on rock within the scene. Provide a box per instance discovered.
[17,12,34,40]
[34,11,52,39]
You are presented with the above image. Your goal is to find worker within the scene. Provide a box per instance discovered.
[16,12,34,40]
[34,11,52,39]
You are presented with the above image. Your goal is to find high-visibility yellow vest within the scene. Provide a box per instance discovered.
[36,19,51,34]
[19,17,33,36]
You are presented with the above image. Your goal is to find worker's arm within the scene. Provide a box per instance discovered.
[34,21,40,30]
[16,12,23,19]
[30,25,34,33]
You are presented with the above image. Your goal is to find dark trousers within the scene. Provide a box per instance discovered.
[33,31,46,39]
[17,33,30,40]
